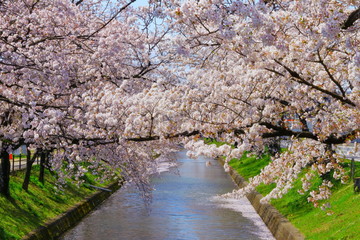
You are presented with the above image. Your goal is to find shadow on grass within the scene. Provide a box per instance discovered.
[7,195,22,211]
[0,227,12,240]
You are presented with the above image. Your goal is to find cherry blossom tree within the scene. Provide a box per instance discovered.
[0,0,177,198]
[164,0,360,208]
[1,0,359,210]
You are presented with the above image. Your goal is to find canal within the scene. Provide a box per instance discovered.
[61,151,274,240]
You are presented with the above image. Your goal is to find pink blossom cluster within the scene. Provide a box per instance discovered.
[0,0,359,204]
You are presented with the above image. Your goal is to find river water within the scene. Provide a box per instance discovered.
[61,151,274,240]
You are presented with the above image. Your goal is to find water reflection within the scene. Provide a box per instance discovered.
[62,151,274,240]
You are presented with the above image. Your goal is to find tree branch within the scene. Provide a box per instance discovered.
[84,0,136,39]
[126,131,200,142]
[259,122,359,144]
[75,0,85,6]
[316,50,346,97]
[342,6,360,29]
[274,60,356,107]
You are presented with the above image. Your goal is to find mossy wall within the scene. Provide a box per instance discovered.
[21,182,122,240]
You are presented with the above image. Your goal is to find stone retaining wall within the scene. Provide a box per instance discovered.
[220,158,305,240]
[22,181,123,240]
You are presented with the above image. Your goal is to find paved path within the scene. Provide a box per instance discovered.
[9,156,39,172]
[335,143,360,162]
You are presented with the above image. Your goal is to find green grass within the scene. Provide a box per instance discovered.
[10,154,26,160]
[289,183,360,240]
[228,152,360,240]
[0,165,112,240]
[203,138,230,147]
[228,151,272,181]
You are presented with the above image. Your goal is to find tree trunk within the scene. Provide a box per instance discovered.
[0,149,10,197]
[268,137,281,156]
[39,151,46,184]
[22,148,37,191]
[354,178,360,193]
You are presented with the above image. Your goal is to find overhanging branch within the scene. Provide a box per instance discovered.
[260,122,359,144]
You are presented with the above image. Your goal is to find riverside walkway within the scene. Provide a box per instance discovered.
[335,143,360,161]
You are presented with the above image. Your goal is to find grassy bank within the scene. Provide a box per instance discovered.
[0,166,111,240]
[228,151,360,240]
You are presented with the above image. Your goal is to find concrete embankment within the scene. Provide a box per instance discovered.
[219,158,305,240]
[22,182,123,240]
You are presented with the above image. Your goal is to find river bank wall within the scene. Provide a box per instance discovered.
[218,158,305,240]
[21,181,122,240]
